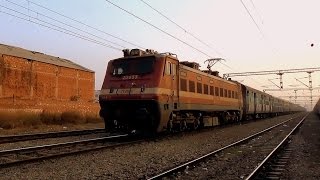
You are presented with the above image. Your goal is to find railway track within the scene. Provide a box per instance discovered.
[147,113,308,179]
[245,113,308,180]
[0,128,106,144]
[0,134,139,168]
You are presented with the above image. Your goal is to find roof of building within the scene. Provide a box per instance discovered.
[0,44,94,73]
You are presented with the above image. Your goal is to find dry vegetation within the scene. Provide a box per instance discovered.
[0,110,102,130]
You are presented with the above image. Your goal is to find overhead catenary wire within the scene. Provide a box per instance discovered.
[26,0,145,49]
[239,0,265,38]
[249,0,264,24]
[105,0,214,59]
[5,0,126,49]
[0,5,122,51]
[239,0,279,56]
[139,0,223,56]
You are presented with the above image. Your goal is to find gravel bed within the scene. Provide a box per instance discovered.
[0,113,305,180]
[173,114,303,180]
[281,113,320,179]
[0,132,108,151]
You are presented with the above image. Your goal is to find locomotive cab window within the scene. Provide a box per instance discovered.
[112,56,155,75]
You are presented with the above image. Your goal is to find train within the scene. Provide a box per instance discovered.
[99,49,305,134]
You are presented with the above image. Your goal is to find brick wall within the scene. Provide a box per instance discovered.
[0,54,94,102]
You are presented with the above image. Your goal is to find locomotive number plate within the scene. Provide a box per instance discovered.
[122,75,138,80]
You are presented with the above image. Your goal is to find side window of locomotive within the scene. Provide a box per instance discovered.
[189,81,195,92]
[210,86,214,96]
[204,84,209,94]
[215,87,219,96]
[197,83,202,94]
[180,79,187,91]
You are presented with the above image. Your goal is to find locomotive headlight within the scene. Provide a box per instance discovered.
[141,84,146,92]
[109,87,114,93]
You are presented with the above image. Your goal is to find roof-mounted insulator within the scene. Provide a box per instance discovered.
[146,49,158,54]
[123,49,130,57]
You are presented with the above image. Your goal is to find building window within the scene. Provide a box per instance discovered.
[189,81,195,92]
[197,83,202,94]
[204,84,208,94]
[210,86,214,96]
[180,79,187,91]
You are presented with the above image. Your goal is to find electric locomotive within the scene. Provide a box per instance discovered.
[99,49,243,133]
[99,49,305,134]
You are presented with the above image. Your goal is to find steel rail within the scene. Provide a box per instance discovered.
[245,113,309,180]
[0,134,130,168]
[0,128,106,144]
[0,134,128,156]
[147,114,304,180]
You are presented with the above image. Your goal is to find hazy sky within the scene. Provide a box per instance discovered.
[0,0,319,109]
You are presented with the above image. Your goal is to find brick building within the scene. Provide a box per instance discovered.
[0,44,94,102]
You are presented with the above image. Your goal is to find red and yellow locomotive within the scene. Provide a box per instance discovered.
[99,49,305,133]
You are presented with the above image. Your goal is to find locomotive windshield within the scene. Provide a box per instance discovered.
[112,56,155,75]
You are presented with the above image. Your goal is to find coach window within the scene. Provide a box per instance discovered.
[197,83,202,94]
[215,87,219,96]
[189,81,195,92]
[210,86,214,95]
[228,90,231,98]
[180,79,187,91]
[235,92,238,99]
[224,89,228,98]
[220,88,224,97]
[232,91,235,99]
[204,84,209,94]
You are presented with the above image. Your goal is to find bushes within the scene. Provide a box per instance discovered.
[0,110,41,129]
[0,109,103,129]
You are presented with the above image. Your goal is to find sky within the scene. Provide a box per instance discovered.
[0,0,319,110]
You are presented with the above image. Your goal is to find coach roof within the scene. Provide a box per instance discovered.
[0,44,93,73]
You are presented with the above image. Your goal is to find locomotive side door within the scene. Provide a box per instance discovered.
[165,58,179,110]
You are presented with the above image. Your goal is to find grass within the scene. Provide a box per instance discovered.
[0,110,103,129]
